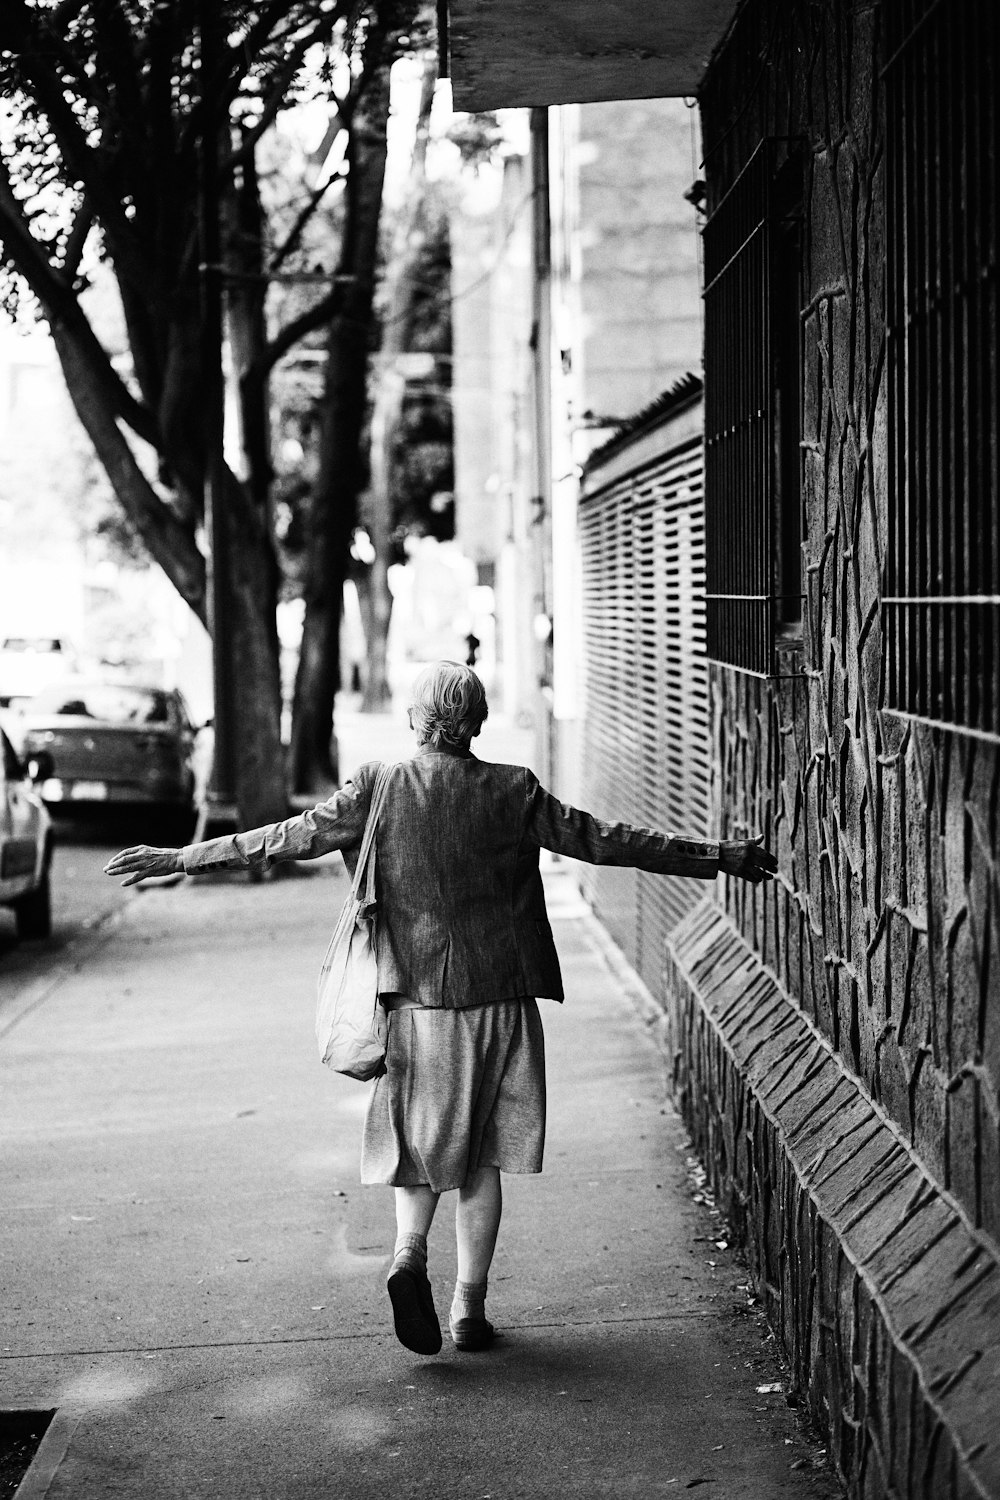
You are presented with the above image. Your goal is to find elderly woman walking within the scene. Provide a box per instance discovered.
[105,661,775,1358]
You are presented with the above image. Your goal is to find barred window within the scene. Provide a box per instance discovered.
[882,0,999,738]
[703,140,804,673]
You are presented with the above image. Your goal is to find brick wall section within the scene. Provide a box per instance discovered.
[696,0,999,1266]
[654,1,1000,1492]
[714,667,1000,1249]
[666,902,1000,1498]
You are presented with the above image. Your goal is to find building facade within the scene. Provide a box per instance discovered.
[448,98,704,741]
[445,0,1000,1494]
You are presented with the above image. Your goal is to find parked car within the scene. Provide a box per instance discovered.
[0,728,52,939]
[21,681,199,839]
[0,636,74,707]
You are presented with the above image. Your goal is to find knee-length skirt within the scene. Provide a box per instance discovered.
[361,997,546,1193]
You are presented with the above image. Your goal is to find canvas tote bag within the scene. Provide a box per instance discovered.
[315,761,394,1080]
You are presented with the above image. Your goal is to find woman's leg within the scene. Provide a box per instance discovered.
[394,1184,439,1242]
[450,1165,501,1348]
[455,1165,502,1281]
[387,1185,442,1355]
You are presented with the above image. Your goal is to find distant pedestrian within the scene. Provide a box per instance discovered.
[104,661,775,1357]
[464,631,480,667]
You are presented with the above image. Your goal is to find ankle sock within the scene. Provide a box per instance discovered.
[451,1278,487,1324]
[392,1232,428,1274]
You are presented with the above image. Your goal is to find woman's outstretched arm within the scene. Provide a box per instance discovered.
[104,762,380,885]
[524,771,777,884]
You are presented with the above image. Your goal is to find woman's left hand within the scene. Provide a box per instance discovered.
[719,836,777,884]
[104,846,184,886]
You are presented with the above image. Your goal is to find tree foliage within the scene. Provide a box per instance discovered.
[0,0,420,815]
[0,0,394,600]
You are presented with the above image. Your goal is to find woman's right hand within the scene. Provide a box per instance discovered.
[103,846,184,886]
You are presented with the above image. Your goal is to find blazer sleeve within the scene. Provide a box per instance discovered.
[180,765,373,875]
[523,770,720,879]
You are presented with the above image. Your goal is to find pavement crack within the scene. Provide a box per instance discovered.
[0,1309,724,1361]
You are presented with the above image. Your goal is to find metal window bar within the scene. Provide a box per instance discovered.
[883,0,999,738]
[703,139,800,674]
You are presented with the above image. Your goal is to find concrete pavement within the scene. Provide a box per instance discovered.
[1,711,839,1498]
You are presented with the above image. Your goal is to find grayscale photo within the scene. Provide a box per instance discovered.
[1,1,995,1497]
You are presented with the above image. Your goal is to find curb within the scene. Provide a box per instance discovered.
[11,1408,81,1500]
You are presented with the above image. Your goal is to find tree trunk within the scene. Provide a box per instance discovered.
[51,271,286,831]
[360,368,404,711]
[223,470,286,829]
[223,136,285,827]
[287,33,399,796]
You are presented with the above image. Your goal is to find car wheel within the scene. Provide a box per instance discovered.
[14,856,52,941]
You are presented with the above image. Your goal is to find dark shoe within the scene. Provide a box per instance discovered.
[449,1315,495,1352]
[387,1261,442,1356]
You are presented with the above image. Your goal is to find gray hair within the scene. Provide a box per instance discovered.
[408,661,488,749]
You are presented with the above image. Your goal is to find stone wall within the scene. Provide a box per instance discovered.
[714,671,1000,1248]
[695,0,999,1253]
[665,903,1000,1499]
[665,0,1000,1492]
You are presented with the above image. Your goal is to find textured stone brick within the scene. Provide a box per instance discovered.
[876,1030,909,1127]
[813,1128,905,1228]
[981,1106,1000,1247]
[841,1162,925,1262]
[901,735,929,915]
[664,901,1000,1500]
[877,1221,990,1342]
[919,1427,957,1500]
[809,921,836,1035]
[916,1270,1000,1407]
[910,1055,949,1186]
[948,1077,982,1220]
[877,752,904,911]
[793,1089,872,1165]
[865,1195,957,1288]
[887,907,915,1042]
[946,908,982,1077]
[886,1343,917,1497]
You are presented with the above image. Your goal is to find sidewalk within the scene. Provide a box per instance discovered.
[1,717,839,1499]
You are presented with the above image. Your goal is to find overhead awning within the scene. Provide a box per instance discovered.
[441,0,738,110]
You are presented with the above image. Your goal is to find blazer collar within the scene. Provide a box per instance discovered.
[415,741,476,760]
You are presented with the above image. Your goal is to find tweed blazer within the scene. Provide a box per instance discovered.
[182,744,720,1008]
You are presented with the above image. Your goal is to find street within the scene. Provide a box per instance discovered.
[0,818,134,1020]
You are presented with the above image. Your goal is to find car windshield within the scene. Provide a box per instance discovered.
[2,637,62,653]
[30,684,173,726]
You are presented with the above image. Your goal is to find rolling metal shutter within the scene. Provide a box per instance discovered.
[578,417,710,996]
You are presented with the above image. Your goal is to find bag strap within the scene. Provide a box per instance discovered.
[352,761,393,903]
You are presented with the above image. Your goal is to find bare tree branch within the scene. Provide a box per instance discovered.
[48,322,207,624]
[218,9,346,177]
[3,0,153,296]
[5,0,108,107]
[59,199,94,283]
[0,156,159,448]
[268,175,342,276]
[260,281,357,375]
